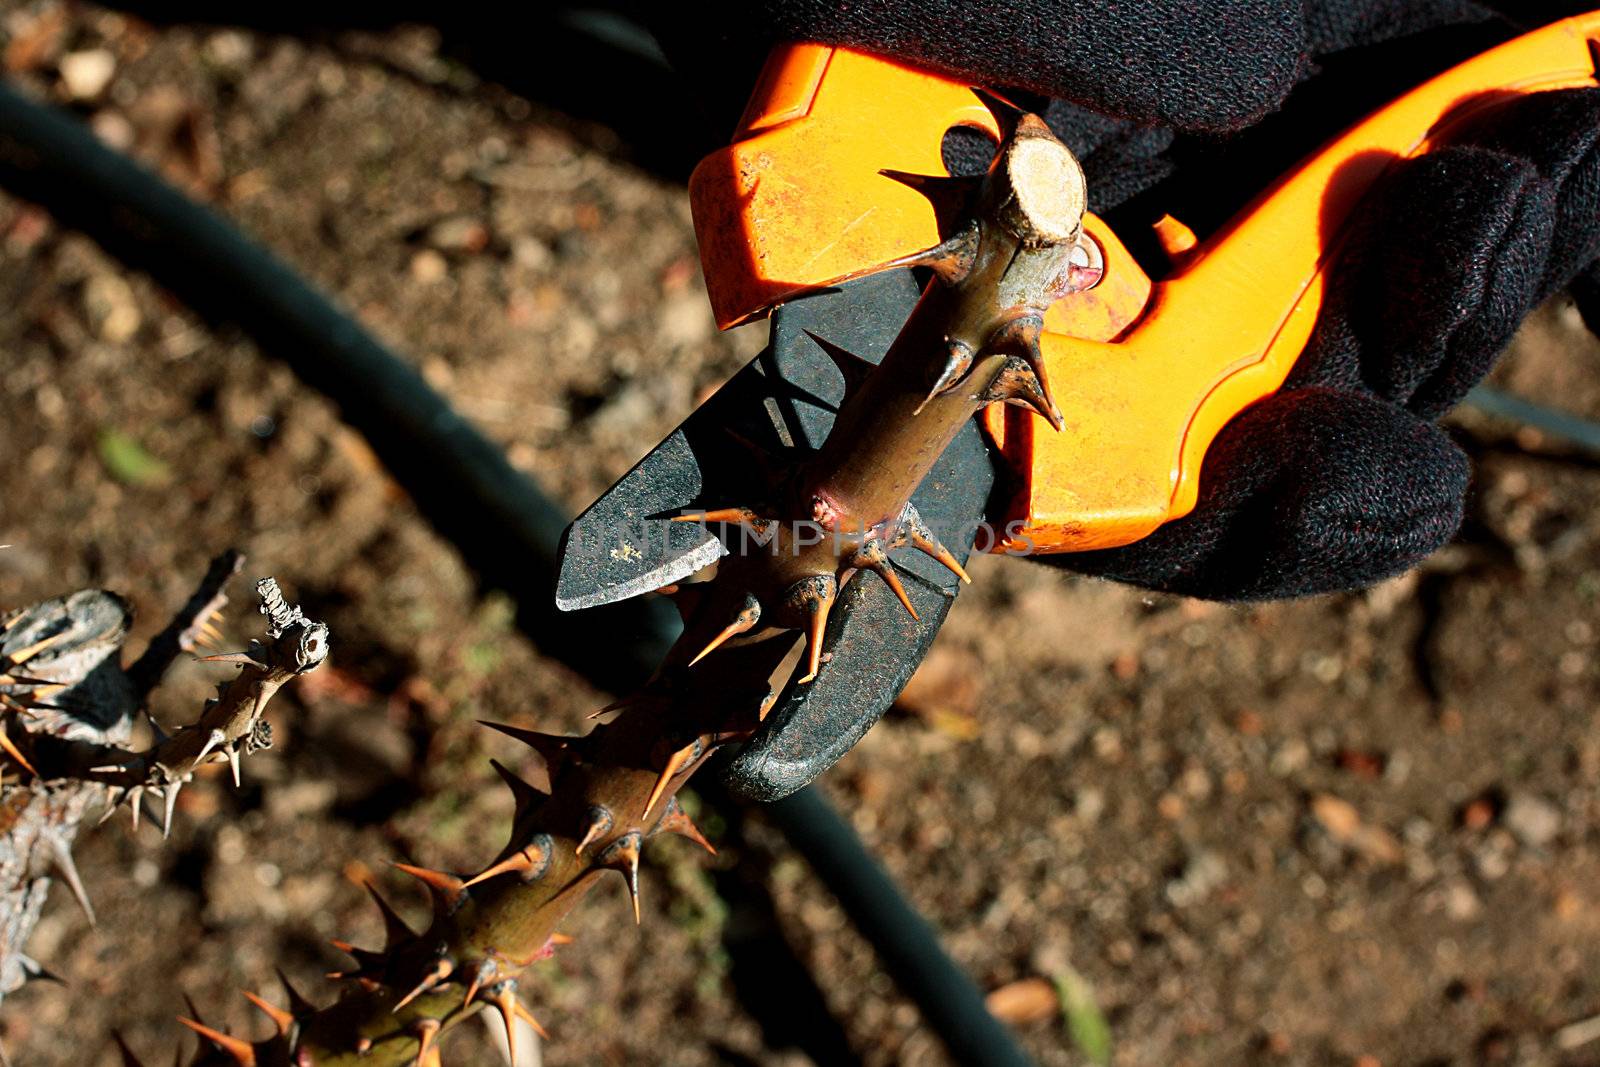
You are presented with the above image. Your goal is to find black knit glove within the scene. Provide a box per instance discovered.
[660,0,1600,600]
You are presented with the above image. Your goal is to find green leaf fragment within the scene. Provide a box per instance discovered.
[97,429,171,486]
[1055,967,1112,1066]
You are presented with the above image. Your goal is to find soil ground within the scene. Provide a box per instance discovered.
[0,5,1597,1066]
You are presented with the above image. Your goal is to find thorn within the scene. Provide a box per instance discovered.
[477,720,569,774]
[98,788,126,826]
[802,331,878,402]
[488,984,520,1063]
[364,882,417,950]
[49,836,94,925]
[462,958,498,1006]
[183,994,207,1026]
[671,507,762,524]
[17,954,62,984]
[915,339,975,414]
[241,991,294,1037]
[574,805,612,856]
[463,834,553,888]
[797,578,838,684]
[657,797,717,855]
[128,786,143,834]
[513,999,550,1040]
[598,831,643,924]
[0,672,57,687]
[393,957,454,1013]
[176,1018,255,1066]
[489,758,549,818]
[687,595,760,667]
[643,739,701,821]
[595,691,645,715]
[228,745,242,788]
[276,968,316,1016]
[856,542,918,620]
[411,1018,441,1067]
[162,781,182,838]
[969,86,1027,138]
[198,651,263,667]
[0,729,36,777]
[873,221,981,286]
[489,982,549,1058]
[391,862,466,916]
[194,728,226,765]
[5,631,62,665]
[113,1032,143,1067]
[907,519,971,584]
[877,169,982,228]
[988,315,1062,430]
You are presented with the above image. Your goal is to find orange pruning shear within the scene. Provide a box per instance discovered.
[557,13,1600,798]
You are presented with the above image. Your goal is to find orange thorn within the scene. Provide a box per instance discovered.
[873,563,919,621]
[5,632,61,665]
[392,958,453,1013]
[599,833,643,925]
[391,863,465,906]
[0,672,55,687]
[0,730,36,777]
[550,932,575,946]
[798,591,836,684]
[642,741,699,821]
[241,991,294,1036]
[412,1018,441,1067]
[463,840,549,888]
[688,598,761,668]
[514,999,550,1040]
[462,961,495,1007]
[177,1017,256,1066]
[671,507,758,524]
[909,529,971,584]
[489,986,520,1061]
[659,798,717,856]
[574,807,611,856]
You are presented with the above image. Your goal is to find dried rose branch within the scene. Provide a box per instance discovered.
[0,556,326,1066]
[55,576,330,836]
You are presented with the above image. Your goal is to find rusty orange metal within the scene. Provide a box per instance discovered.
[690,15,1600,553]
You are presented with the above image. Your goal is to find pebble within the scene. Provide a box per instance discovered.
[1503,792,1561,847]
[58,48,115,100]
[1166,850,1227,908]
[426,215,490,253]
[409,249,447,283]
[1443,879,1481,920]
[83,272,141,341]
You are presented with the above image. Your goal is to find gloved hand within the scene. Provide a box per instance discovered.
[659,0,1600,601]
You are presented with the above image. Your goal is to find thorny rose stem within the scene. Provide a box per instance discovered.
[176,105,1094,1067]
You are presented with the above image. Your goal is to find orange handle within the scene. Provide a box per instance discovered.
[688,16,1600,553]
